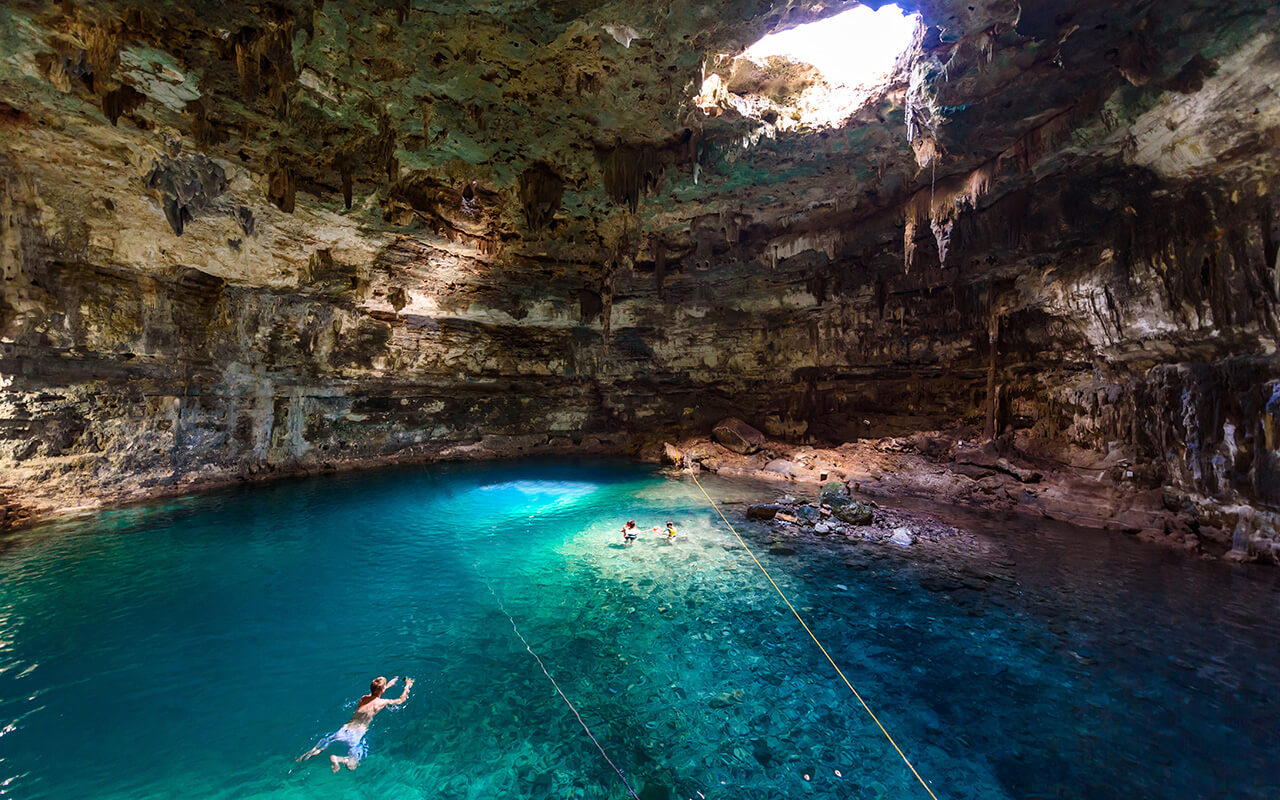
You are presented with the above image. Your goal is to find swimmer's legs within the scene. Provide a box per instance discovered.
[330,755,359,772]
[298,731,339,762]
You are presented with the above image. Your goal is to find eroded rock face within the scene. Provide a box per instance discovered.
[0,0,1278,548]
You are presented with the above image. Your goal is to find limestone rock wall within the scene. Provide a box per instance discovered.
[1,0,1278,541]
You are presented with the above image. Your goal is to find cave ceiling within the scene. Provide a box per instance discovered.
[3,0,1276,280]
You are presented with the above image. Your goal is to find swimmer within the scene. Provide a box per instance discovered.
[621,520,639,544]
[297,675,414,772]
[664,521,678,540]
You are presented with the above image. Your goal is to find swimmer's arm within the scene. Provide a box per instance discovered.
[387,677,414,705]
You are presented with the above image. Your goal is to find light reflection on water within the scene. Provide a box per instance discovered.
[0,459,1276,800]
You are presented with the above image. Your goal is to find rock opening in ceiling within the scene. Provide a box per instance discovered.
[696,3,920,129]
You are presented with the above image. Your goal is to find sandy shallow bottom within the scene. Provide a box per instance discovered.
[0,459,1277,799]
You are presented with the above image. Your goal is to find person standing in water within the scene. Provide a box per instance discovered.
[298,676,414,772]
[621,520,639,545]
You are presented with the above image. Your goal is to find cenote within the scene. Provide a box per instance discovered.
[2,460,1277,800]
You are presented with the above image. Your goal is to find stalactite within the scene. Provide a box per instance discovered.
[235,206,254,236]
[100,84,145,125]
[374,115,398,185]
[517,163,564,231]
[984,313,1000,440]
[341,164,353,210]
[903,159,1000,269]
[602,145,663,212]
[652,237,668,297]
[1000,112,1073,175]
[1114,19,1160,86]
[81,24,119,85]
[266,152,296,213]
[234,29,261,98]
[420,100,433,144]
[233,24,298,103]
[144,149,228,236]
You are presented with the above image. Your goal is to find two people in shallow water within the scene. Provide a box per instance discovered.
[298,675,413,772]
[620,520,678,545]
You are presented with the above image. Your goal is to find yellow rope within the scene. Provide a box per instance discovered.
[690,473,941,800]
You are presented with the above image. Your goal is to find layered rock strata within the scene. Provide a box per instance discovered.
[1,0,1278,556]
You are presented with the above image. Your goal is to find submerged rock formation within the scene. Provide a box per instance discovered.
[1,0,1278,556]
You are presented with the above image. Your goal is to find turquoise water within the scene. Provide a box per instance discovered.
[1,460,1278,799]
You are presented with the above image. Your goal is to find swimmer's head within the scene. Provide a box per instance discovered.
[370,676,387,696]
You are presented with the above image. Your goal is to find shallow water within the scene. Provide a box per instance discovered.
[1,460,1277,800]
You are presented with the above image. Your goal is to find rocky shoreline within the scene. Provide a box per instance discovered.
[6,415,1277,568]
[651,418,1280,565]
[0,431,636,533]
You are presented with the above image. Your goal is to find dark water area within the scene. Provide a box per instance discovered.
[0,460,1276,799]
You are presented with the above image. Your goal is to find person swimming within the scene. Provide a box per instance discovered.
[621,520,638,544]
[663,521,678,541]
[297,675,413,772]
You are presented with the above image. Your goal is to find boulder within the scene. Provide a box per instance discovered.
[831,500,874,526]
[746,504,782,520]
[764,458,796,476]
[813,521,832,535]
[698,457,721,473]
[818,480,850,505]
[661,442,682,465]
[712,417,766,454]
[891,528,914,546]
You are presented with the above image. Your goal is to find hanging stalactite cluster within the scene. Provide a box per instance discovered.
[601,145,664,212]
[517,163,564,232]
[266,150,297,213]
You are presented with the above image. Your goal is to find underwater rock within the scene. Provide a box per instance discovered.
[746,504,781,520]
[713,418,765,455]
[752,738,773,766]
[638,784,671,800]
[707,689,743,708]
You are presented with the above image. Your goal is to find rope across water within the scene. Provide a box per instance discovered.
[483,580,641,800]
[690,473,942,800]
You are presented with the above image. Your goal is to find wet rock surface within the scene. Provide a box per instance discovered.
[0,0,1278,551]
[659,427,1280,564]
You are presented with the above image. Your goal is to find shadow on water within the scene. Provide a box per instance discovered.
[0,460,1277,800]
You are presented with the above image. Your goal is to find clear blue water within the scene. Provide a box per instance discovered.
[1,460,1278,800]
